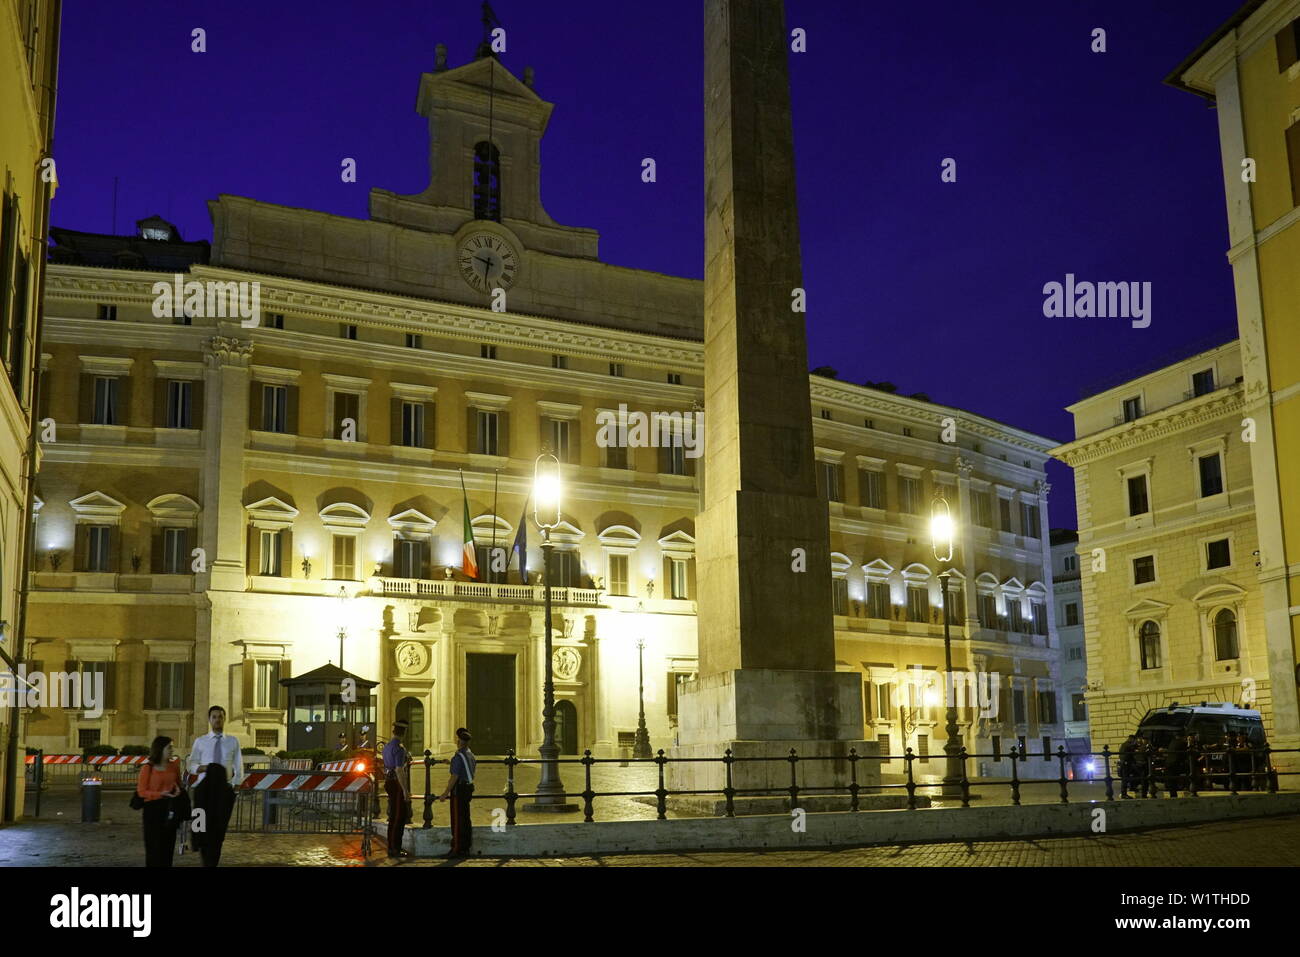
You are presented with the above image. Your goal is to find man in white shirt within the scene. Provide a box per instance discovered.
[187,704,242,866]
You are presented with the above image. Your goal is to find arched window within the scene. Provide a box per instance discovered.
[473,141,501,222]
[1139,620,1161,670]
[1214,609,1239,661]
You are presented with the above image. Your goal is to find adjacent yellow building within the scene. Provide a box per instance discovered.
[1055,342,1271,747]
[0,0,60,822]
[1169,0,1300,761]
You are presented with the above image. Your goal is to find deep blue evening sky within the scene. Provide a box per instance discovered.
[51,1,1245,528]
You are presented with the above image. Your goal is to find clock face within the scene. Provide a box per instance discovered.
[457,233,518,293]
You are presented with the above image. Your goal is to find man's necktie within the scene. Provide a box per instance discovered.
[213,733,222,770]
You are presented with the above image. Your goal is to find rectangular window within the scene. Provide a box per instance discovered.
[481,344,496,359]
[78,728,101,749]
[551,550,580,588]
[1038,691,1057,724]
[1067,645,1084,661]
[256,729,279,748]
[259,529,282,576]
[92,377,119,425]
[906,585,929,623]
[609,362,624,377]
[1127,475,1149,516]
[401,401,424,448]
[978,593,998,629]
[991,735,1002,760]
[395,539,425,579]
[877,732,891,763]
[898,476,921,514]
[1278,18,1300,71]
[1064,555,1078,572]
[254,660,282,709]
[1133,555,1156,585]
[476,410,499,455]
[1289,120,1300,208]
[1007,600,1023,632]
[331,535,356,580]
[546,418,572,463]
[972,492,992,527]
[341,324,358,340]
[666,372,681,385]
[1019,502,1041,539]
[1122,396,1143,422]
[916,734,929,764]
[1071,694,1087,722]
[405,333,422,349]
[150,662,186,710]
[97,304,117,321]
[261,384,288,433]
[998,497,1013,532]
[475,545,507,584]
[267,313,285,329]
[876,683,893,720]
[165,380,192,429]
[665,441,687,476]
[942,585,965,626]
[820,409,832,420]
[607,554,629,596]
[1031,602,1047,635]
[866,581,890,619]
[1012,688,1026,724]
[605,442,628,470]
[1042,736,1053,761]
[333,392,360,440]
[670,558,688,599]
[1206,538,1231,570]
[162,528,188,574]
[832,578,848,616]
[1064,602,1079,627]
[85,525,112,572]
[902,427,913,438]
[1191,368,1215,397]
[818,462,843,502]
[1198,453,1224,497]
[859,470,884,509]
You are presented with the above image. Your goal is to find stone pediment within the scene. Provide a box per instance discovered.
[245,496,299,528]
[389,508,437,535]
[1124,598,1171,619]
[862,558,894,579]
[69,491,126,521]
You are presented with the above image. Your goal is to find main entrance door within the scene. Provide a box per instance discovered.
[396,697,424,758]
[466,653,516,755]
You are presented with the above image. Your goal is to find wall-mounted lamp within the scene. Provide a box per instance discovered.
[645,578,655,599]
[47,550,64,572]
[301,555,312,578]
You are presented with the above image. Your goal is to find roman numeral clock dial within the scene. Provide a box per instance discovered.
[457,233,518,294]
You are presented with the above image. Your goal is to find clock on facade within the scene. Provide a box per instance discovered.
[457,233,518,293]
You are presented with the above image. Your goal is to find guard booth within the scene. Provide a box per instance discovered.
[280,664,378,753]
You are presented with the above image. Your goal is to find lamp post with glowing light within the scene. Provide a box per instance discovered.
[633,602,652,759]
[530,453,571,807]
[930,494,965,797]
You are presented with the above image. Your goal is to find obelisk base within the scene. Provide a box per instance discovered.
[667,669,877,793]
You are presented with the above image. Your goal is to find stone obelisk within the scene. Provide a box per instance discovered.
[671,0,869,798]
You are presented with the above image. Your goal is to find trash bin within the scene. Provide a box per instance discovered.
[81,776,103,822]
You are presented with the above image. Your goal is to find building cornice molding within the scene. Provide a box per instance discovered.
[1053,390,1244,466]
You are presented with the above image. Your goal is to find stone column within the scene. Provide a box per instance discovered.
[672,0,871,798]
[202,331,253,593]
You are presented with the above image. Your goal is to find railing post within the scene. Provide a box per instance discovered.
[1009,747,1021,806]
[504,749,518,826]
[958,746,970,808]
[787,748,799,810]
[1265,747,1278,793]
[34,749,43,818]
[581,750,595,823]
[654,750,669,820]
[1056,746,1069,804]
[904,748,917,810]
[848,748,860,813]
[1188,743,1199,797]
[1228,745,1239,795]
[1101,744,1114,802]
[422,749,433,828]
[723,748,736,818]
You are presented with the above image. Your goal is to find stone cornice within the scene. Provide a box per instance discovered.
[1052,388,1244,466]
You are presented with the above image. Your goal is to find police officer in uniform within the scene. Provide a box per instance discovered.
[383,720,412,858]
[439,727,476,858]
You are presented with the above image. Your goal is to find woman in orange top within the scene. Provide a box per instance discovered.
[137,735,183,867]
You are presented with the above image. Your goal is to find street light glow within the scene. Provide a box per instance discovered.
[533,453,562,530]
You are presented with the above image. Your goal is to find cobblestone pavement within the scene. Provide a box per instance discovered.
[3,787,1297,867]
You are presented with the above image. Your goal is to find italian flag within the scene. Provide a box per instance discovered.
[460,477,478,580]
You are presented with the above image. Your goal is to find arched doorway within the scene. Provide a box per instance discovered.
[554,699,578,755]
[396,697,425,758]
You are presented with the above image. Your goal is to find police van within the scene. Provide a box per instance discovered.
[1135,702,1270,789]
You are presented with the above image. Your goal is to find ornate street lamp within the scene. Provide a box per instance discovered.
[930,493,965,797]
[633,602,652,759]
[530,453,571,807]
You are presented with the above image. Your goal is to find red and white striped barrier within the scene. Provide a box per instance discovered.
[316,759,367,773]
[242,770,372,792]
[23,754,148,765]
